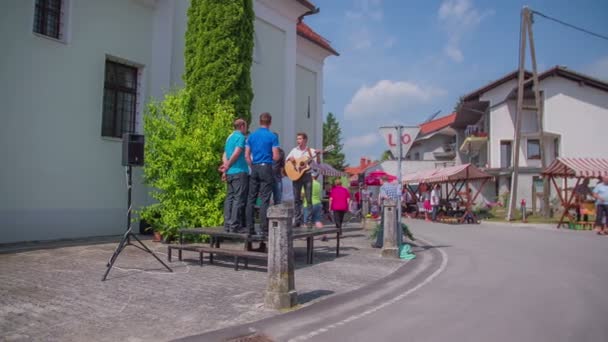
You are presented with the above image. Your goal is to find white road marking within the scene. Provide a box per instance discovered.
[288,237,448,342]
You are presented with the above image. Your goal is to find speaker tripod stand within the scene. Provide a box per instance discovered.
[102,165,172,281]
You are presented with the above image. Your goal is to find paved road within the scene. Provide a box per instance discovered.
[188,221,608,342]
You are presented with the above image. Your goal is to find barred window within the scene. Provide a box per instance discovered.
[102,61,138,138]
[33,0,62,39]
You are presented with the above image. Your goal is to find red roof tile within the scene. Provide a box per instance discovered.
[345,157,377,175]
[297,21,339,56]
[419,112,457,135]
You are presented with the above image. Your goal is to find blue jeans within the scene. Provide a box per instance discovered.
[293,172,313,226]
[303,203,322,224]
[432,205,439,221]
[246,164,274,235]
[272,177,282,205]
[223,172,248,231]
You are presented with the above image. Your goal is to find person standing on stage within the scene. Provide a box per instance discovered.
[286,132,319,228]
[220,118,248,233]
[271,132,286,205]
[245,113,280,239]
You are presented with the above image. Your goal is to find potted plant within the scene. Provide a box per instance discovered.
[139,205,163,242]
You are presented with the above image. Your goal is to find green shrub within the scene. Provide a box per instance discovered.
[141,89,233,239]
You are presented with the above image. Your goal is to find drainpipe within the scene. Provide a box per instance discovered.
[298,7,320,22]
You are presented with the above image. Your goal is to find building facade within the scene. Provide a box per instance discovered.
[0,0,337,243]
[457,66,608,209]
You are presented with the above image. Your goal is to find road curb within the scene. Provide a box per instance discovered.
[174,236,446,342]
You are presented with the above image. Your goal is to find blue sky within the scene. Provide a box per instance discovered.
[305,0,608,166]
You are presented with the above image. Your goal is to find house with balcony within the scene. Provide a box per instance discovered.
[456,66,608,210]
[367,113,460,186]
[372,66,608,210]
[405,112,459,173]
[0,0,338,243]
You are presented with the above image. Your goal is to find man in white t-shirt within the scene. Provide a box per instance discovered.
[430,184,441,221]
[286,132,320,227]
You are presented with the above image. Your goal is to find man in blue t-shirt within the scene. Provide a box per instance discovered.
[592,176,608,235]
[245,112,280,239]
[220,118,249,233]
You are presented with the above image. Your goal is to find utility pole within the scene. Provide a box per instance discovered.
[507,6,548,220]
[507,7,529,221]
[526,11,549,217]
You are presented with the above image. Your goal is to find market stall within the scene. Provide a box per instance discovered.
[314,162,348,177]
[403,163,492,224]
[542,157,608,229]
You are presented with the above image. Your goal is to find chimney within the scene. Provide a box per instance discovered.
[360,157,366,168]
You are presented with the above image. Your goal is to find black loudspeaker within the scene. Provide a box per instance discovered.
[358,173,365,185]
[122,133,145,166]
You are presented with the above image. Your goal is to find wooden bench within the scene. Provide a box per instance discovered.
[167,244,266,270]
[171,226,342,268]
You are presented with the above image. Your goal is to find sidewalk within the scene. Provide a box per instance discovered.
[0,224,407,342]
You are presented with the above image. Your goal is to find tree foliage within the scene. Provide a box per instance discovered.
[453,95,466,112]
[184,0,254,124]
[322,112,347,170]
[141,90,233,238]
[141,0,255,237]
[380,150,394,161]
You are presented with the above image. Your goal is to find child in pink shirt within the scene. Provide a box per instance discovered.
[329,179,351,234]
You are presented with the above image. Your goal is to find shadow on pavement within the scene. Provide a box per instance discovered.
[298,289,335,305]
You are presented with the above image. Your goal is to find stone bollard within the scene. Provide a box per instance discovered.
[381,200,399,258]
[265,204,297,310]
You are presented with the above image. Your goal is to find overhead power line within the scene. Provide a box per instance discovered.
[531,9,608,42]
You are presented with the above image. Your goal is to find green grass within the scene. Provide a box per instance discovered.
[481,206,560,224]
[484,214,559,224]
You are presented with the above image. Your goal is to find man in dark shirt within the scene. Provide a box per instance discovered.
[245,113,280,239]
[272,132,286,205]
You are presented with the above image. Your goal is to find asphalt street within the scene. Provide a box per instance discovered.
[188,221,608,342]
[301,221,608,342]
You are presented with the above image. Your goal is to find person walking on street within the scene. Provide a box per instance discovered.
[245,113,280,244]
[329,178,350,235]
[286,132,319,228]
[303,171,324,229]
[431,184,441,221]
[592,176,608,235]
[220,118,249,233]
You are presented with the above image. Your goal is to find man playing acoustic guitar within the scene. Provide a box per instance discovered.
[286,132,320,228]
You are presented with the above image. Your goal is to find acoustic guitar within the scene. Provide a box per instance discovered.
[284,145,335,181]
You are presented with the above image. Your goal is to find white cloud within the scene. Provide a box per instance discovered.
[346,0,384,22]
[344,133,381,148]
[345,80,446,118]
[444,45,463,63]
[437,0,493,62]
[350,28,372,50]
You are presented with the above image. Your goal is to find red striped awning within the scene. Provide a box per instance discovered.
[313,162,348,177]
[542,158,608,178]
[402,163,491,184]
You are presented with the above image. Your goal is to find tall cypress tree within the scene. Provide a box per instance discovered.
[184,0,254,124]
[323,112,347,170]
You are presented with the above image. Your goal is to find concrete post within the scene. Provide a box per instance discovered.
[265,204,297,309]
[381,200,399,258]
[362,198,369,217]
